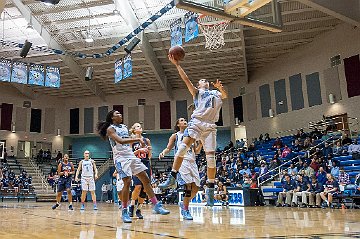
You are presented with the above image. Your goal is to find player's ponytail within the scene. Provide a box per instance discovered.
[96,110,115,140]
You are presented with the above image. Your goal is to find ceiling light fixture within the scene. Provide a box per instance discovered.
[85,32,94,43]
[37,0,60,6]
[84,2,94,43]
[26,23,33,30]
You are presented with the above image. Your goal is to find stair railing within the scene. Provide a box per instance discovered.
[258,136,336,187]
[28,157,49,193]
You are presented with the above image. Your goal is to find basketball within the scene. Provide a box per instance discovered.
[169,45,185,61]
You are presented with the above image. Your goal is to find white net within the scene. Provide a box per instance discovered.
[197,16,230,51]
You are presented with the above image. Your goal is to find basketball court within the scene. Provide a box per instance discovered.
[0,202,359,238]
[1,0,360,238]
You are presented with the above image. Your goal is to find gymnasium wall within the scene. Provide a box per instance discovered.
[0,84,65,156]
[67,127,231,160]
[228,24,360,140]
[59,88,232,136]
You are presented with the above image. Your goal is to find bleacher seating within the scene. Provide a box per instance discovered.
[253,132,360,208]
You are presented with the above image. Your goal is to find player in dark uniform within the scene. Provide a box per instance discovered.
[128,122,152,219]
[52,154,75,210]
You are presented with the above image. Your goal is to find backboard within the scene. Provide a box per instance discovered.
[175,0,283,32]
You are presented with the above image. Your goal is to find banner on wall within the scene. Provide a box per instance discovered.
[114,59,123,83]
[179,189,245,206]
[45,66,61,88]
[11,61,28,84]
[28,63,45,86]
[170,18,182,47]
[0,58,11,82]
[184,12,199,43]
[123,54,132,79]
[0,142,4,160]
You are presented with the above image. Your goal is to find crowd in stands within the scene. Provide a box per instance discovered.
[0,163,33,193]
[151,128,360,207]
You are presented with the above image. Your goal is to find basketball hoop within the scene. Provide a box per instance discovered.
[196,14,230,51]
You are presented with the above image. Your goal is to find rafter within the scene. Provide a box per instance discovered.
[11,0,106,101]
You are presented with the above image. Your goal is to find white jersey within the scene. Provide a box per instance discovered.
[81,159,94,177]
[108,124,135,162]
[175,131,196,162]
[191,89,223,123]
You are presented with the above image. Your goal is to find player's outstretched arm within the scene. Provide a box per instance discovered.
[168,54,197,97]
[159,133,176,159]
[211,79,228,99]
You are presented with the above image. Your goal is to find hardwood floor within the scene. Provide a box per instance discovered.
[0,202,359,238]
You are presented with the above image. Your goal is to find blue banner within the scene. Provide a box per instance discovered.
[28,63,45,86]
[0,58,11,82]
[170,18,182,47]
[123,54,132,79]
[11,61,28,84]
[114,59,123,83]
[45,66,61,88]
[184,12,199,43]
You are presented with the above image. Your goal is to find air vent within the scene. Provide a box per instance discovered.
[330,55,341,67]
[239,87,246,96]
[23,101,32,108]
[138,99,146,106]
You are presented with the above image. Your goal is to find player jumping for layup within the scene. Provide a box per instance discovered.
[96,110,169,223]
[159,54,227,206]
[159,118,202,220]
[75,150,98,210]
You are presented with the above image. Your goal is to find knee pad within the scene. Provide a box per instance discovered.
[139,187,146,198]
[206,155,216,168]
[175,142,189,157]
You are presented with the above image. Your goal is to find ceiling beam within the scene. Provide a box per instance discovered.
[115,0,173,99]
[11,0,106,102]
[297,0,360,28]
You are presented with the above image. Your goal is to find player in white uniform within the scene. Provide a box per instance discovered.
[113,169,124,209]
[159,118,202,220]
[75,150,98,210]
[96,110,169,223]
[159,54,228,206]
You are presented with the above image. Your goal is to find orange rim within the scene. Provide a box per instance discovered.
[196,14,229,27]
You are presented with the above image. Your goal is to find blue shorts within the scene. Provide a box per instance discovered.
[132,159,151,186]
[57,177,72,192]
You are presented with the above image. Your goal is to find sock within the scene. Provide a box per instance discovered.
[208,182,215,188]
[171,170,178,179]
[122,201,127,208]
[150,196,158,205]
[81,202,85,206]
[208,179,215,183]
[94,202,97,206]
[184,204,189,210]
[69,202,72,205]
